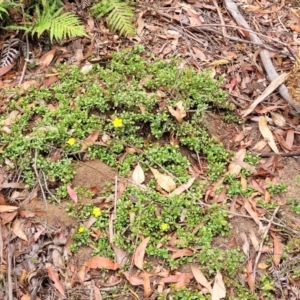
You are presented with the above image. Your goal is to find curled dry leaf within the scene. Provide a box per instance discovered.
[212,272,226,300]
[258,116,279,154]
[167,101,186,123]
[12,218,28,241]
[190,264,212,293]
[85,257,121,270]
[150,168,176,192]
[132,163,145,185]
[134,237,150,270]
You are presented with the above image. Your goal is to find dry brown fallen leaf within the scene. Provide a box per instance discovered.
[80,131,100,151]
[143,271,152,297]
[270,232,283,266]
[66,185,78,204]
[123,271,144,286]
[12,218,28,241]
[270,111,286,127]
[227,148,246,176]
[248,228,259,251]
[259,116,279,154]
[252,140,268,151]
[150,167,176,192]
[171,248,194,260]
[0,211,18,225]
[134,237,150,270]
[239,232,250,257]
[132,163,145,185]
[244,199,260,225]
[39,49,56,66]
[212,272,226,300]
[0,64,15,76]
[85,257,121,270]
[190,264,212,294]
[242,73,289,117]
[167,101,187,123]
[169,177,196,196]
[93,285,103,300]
[0,110,20,126]
[246,259,255,292]
[47,264,66,297]
[0,205,18,213]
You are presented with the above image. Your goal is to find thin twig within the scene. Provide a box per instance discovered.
[0,225,3,264]
[213,0,227,39]
[251,150,300,158]
[18,34,29,86]
[33,150,48,209]
[156,10,293,53]
[7,244,14,300]
[253,206,280,283]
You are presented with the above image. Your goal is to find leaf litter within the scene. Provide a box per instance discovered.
[1,0,300,299]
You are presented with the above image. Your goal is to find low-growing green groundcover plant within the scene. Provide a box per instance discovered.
[0,45,233,197]
[68,186,250,298]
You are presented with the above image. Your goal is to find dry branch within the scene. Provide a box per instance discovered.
[224,0,300,113]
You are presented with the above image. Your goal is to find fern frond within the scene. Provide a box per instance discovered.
[30,1,87,41]
[92,0,135,37]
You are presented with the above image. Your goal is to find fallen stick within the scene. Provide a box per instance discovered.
[224,0,300,113]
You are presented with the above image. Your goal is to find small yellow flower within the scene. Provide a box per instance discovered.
[67,138,76,146]
[78,225,85,233]
[160,223,169,231]
[92,207,101,217]
[112,117,123,128]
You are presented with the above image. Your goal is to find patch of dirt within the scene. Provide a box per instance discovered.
[202,112,239,149]
[72,160,117,191]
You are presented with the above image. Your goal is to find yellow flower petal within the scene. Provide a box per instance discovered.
[160,223,169,231]
[67,138,76,146]
[78,226,85,233]
[92,207,101,217]
[112,117,123,128]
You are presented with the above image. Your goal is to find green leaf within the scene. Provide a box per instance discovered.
[92,0,136,37]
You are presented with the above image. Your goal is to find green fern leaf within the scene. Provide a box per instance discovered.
[49,12,87,41]
[30,2,87,41]
[92,0,136,37]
